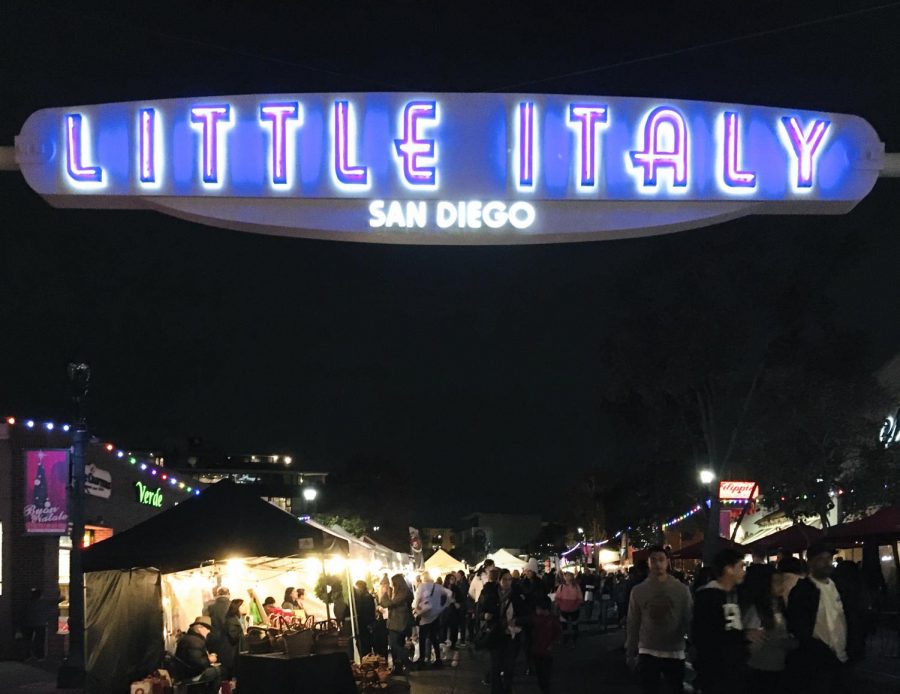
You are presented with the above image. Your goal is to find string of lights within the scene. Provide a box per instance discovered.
[4,415,201,496]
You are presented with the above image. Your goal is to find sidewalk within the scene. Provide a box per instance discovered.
[0,660,81,694]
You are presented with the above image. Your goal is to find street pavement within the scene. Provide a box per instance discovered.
[3,622,897,694]
[396,627,642,694]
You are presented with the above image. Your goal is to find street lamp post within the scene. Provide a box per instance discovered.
[59,363,90,687]
[302,486,317,514]
[699,469,720,566]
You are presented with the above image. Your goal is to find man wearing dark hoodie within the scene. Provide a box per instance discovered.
[691,548,747,694]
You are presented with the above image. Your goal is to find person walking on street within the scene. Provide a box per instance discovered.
[414,571,452,668]
[379,574,414,674]
[530,595,562,694]
[21,588,53,661]
[786,543,862,694]
[741,571,796,693]
[554,572,583,648]
[626,546,693,694]
[691,549,748,694]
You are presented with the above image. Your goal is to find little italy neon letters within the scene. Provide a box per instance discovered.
[62,98,832,193]
[16,93,883,242]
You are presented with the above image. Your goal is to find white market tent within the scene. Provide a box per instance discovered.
[487,548,529,571]
[423,548,466,574]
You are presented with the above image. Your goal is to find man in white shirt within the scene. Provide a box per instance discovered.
[786,542,855,693]
[414,572,452,668]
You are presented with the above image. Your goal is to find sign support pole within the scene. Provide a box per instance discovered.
[59,364,89,687]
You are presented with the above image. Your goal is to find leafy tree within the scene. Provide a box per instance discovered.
[744,328,894,526]
[313,513,368,537]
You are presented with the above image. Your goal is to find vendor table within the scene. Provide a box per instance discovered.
[237,652,357,694]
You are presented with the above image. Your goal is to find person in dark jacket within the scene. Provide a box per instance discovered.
[219,599,244,680]
[785,543,861,693]
[173,616,222,694]
[354,581,377,656]
[691,549,747,694]
[203,586,231,668]
[379,574,414,673]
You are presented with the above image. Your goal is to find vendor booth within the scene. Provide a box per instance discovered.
[82,480,360,694]
[422,548,465,575]
[486,548,528,572]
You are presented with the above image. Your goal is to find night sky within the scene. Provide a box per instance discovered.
[3,1,899,521]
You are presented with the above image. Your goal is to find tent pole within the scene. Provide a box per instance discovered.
[346,566,359,663]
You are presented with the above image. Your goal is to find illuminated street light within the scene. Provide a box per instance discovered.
[699,469,715,485]
[302,487,318,502]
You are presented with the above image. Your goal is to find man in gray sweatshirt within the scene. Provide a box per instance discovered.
[626,545,693,694]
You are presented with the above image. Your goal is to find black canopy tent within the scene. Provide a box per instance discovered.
[83,479,348,573]
[81,480,352,694]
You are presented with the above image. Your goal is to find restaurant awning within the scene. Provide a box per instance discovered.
[825,506,900,547]
[746,523,823,553]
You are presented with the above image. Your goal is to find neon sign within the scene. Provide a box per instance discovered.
[135,481,163,508]
[14,93,885,244]
[718,480,760,500]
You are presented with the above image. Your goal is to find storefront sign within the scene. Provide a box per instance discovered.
[24,449,70,534]
[880,409,899,448]
[15,93,884,244]
[134,481,163,507]
[85,463,112,498]
[718,480,760,500]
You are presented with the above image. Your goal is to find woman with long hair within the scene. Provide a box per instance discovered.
[740,568,796,691]
[220,598,245,679]
[379,574,414,673]
[554,571,583,648]
[282,587,299,610]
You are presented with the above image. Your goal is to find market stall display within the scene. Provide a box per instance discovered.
[82,481,356,694]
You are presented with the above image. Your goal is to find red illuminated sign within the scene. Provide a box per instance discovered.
[718,480,759,500]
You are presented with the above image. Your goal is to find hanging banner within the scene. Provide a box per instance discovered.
[24,449,70,534]
[14,93,885,244]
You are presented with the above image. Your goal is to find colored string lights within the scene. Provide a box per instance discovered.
[4,415,201,495]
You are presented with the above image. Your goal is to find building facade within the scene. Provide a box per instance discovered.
[0,417,197,660]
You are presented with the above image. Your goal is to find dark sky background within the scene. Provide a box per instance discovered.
[2,1,899,522]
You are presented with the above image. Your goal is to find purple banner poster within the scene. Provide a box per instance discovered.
[24,449,70,534]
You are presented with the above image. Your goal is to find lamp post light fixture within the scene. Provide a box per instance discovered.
[699,469,716,485]
[302,487,318,502]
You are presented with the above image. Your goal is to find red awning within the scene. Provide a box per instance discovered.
[825,506,900,547]
[746,523,823,553]
[670,537,745,560]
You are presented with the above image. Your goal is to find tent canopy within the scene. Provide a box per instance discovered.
[83,479,349,574]
[488,548,528,571]
[423,548,465,574]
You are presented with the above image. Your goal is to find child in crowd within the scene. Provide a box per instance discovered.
[530,595,562,693]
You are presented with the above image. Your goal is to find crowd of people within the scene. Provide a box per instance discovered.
[165,542,875,694]
[627,543,869,694]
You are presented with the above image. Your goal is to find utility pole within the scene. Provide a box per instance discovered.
[58,363,90,687]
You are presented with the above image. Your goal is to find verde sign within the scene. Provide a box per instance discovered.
[14,92,888,244]
[135,481,163,508]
